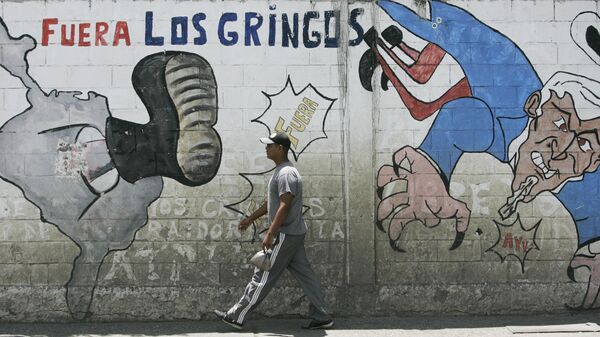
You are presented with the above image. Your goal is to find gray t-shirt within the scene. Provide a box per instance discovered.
[268,161,307,235]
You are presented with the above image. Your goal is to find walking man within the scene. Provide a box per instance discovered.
[214,132,334,330]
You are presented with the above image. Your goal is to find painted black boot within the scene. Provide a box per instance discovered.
[106,51,222,187]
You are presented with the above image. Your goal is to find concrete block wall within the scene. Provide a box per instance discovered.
[0,0,599,322]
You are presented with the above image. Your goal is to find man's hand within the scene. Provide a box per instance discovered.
[238,202,267,232]
[237,217,253,231]
[377,146,470,251]
[262,232,275,250]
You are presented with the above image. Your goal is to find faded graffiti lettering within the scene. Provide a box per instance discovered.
[470,183,490,215]
[104,251,135,281]
[317,221,345,240]
[148,199,190,218]
[307,198,325,218]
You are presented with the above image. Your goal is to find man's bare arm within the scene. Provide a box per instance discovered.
[238,202,267,231]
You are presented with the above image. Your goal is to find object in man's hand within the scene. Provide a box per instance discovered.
[250,250,271,271]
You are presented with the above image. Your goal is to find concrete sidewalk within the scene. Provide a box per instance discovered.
[1,313,600,337]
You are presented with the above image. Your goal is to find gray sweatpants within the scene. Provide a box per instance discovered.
[226,232,331,324]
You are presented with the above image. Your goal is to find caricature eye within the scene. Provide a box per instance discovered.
[578,137,592,152]
[553,117,567,132]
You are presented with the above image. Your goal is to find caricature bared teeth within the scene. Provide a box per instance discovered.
[531,151,557,179]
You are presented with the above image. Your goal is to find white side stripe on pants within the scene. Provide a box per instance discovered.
[237,233,286,324]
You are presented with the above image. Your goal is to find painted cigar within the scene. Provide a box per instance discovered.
[498,175,538,220]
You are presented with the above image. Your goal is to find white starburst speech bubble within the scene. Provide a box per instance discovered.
[252,76,336,160]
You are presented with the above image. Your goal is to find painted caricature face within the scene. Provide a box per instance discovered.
[513,90,600,202]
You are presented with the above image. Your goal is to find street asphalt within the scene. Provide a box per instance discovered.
[1,312,600,337]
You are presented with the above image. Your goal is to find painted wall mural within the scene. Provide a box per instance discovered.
[368,0,600,309]
[3,0,600,321]
[0,18,221,318]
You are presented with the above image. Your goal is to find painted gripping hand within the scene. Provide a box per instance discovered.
[377,146,470,251]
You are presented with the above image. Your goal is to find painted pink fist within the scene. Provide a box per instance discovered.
[376,146,470,252]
